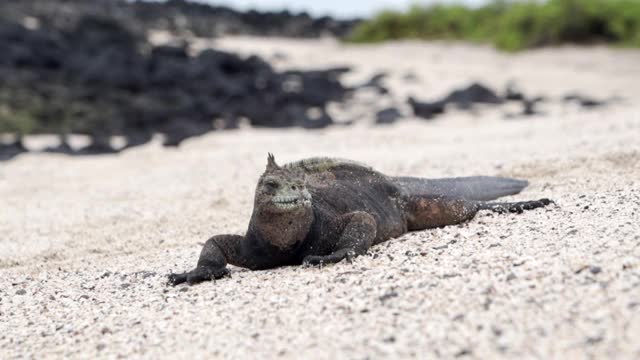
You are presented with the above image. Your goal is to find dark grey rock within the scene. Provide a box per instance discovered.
[408,96,446,120]
[0,139,27,161]
[563,93,608,108]
[375,107,403,125]
[444,82,503,109]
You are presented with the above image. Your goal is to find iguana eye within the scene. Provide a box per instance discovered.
[264,180,279,190]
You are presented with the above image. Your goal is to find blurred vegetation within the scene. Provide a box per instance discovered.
[348,0,640,51]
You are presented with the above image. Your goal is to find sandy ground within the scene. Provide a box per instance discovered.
[1,38,640,359]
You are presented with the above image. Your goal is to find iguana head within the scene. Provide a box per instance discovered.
[252,154,313,249]
[255,153,312,214]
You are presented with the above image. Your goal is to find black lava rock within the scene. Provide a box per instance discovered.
[375,107,403,125]
[0,12,355,157]
[408,97,447,120]
[444,82,503,109]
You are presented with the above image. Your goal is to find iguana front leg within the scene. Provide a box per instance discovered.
[303,211,376,265]
[168,234,246,286]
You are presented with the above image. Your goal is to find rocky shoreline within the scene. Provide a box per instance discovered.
[0,2,359,157]
[0,1,623,161]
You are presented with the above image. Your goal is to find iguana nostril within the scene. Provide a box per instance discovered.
[291,185,296,190]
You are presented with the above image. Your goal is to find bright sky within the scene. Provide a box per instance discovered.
[201,0,488,19]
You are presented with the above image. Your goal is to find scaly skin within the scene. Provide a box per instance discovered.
[168,154,552,285]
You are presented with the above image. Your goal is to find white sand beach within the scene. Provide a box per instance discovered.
[1,38,639,358]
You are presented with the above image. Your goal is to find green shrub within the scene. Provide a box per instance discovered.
[348,0,640,51]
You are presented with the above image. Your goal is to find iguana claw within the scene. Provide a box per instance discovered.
[168,266,230,286]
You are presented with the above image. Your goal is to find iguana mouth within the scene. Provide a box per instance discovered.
[272,195,311,209]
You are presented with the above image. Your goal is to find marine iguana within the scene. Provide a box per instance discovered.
[169,154,552,285]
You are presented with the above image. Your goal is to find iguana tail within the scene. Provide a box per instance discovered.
[393,176,529,201]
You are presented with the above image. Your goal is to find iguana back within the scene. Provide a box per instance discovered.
[285,157,529,201]
[284,157,408,244]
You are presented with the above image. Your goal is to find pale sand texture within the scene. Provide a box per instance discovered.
[1,38,639,359]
